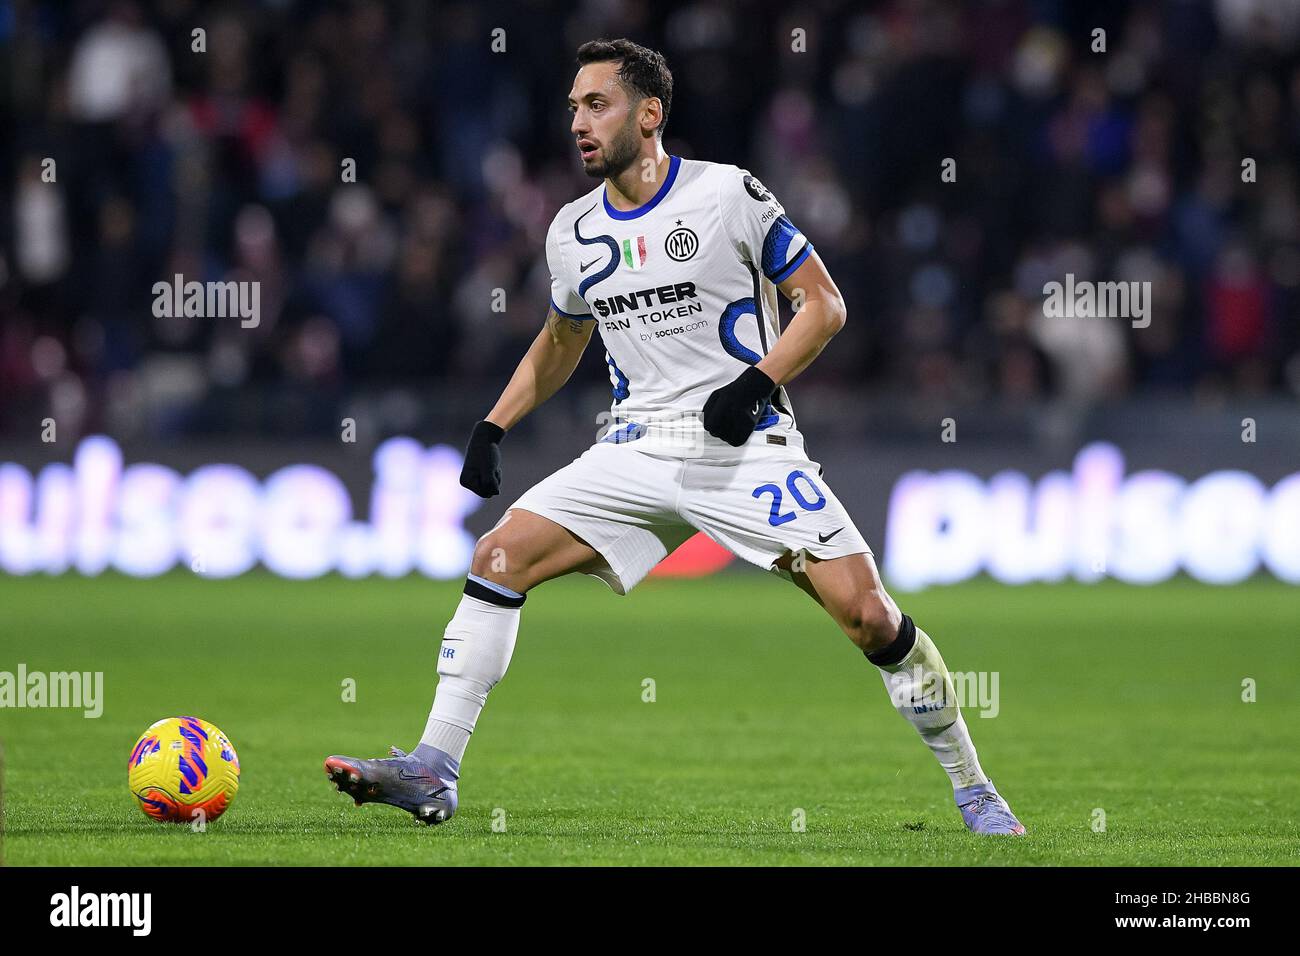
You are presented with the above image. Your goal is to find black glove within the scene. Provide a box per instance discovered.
[702,366,777,447]
[460,420,506,497]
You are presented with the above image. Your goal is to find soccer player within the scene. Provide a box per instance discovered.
[326,38,1025,835]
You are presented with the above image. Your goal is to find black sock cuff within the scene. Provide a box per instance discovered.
[867,613,916,666]
[463,577,526,608]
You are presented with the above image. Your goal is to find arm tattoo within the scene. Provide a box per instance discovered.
[547,310,585,343]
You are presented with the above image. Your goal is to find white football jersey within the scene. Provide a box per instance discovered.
[545,156,814,456]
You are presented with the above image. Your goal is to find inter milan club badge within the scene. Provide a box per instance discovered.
[665,226,698,262]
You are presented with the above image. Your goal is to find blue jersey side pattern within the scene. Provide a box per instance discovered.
[600,421,646,444]
[717,297,779,431]
[719,297,763,364]
[606,350,630,402]
[754,403,779,430]
[574,204,620,298]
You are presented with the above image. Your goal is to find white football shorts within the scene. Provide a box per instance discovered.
[506,429,872,595]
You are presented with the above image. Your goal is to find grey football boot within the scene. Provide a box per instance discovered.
[324,746,458,825]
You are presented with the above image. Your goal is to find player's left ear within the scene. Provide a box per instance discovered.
[639,97,663,137]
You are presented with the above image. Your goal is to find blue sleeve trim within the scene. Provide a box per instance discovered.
[766,242,813,284]
[550,299,594,320]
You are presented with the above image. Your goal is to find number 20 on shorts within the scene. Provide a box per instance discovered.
[752,470,826,526]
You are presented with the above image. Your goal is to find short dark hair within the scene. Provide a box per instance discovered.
[576,38,673,136]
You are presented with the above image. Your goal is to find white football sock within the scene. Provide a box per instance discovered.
[419,582,520,763]
[873,622,990,790]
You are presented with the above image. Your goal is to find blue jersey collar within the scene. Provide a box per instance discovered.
[603,155,681,220]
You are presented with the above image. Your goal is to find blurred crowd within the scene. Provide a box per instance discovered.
[2,0,1299,441]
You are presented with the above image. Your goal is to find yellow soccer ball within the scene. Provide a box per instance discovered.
[127,716,241,824]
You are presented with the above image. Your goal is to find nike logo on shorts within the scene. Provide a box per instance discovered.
[818,527,844,543]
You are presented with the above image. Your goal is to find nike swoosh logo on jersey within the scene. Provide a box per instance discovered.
[818,527,844,543]
[580,257,601,272]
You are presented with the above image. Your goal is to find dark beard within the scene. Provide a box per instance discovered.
[583,117,640,179]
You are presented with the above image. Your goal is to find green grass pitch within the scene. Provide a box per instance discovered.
[1,571,1297,866]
